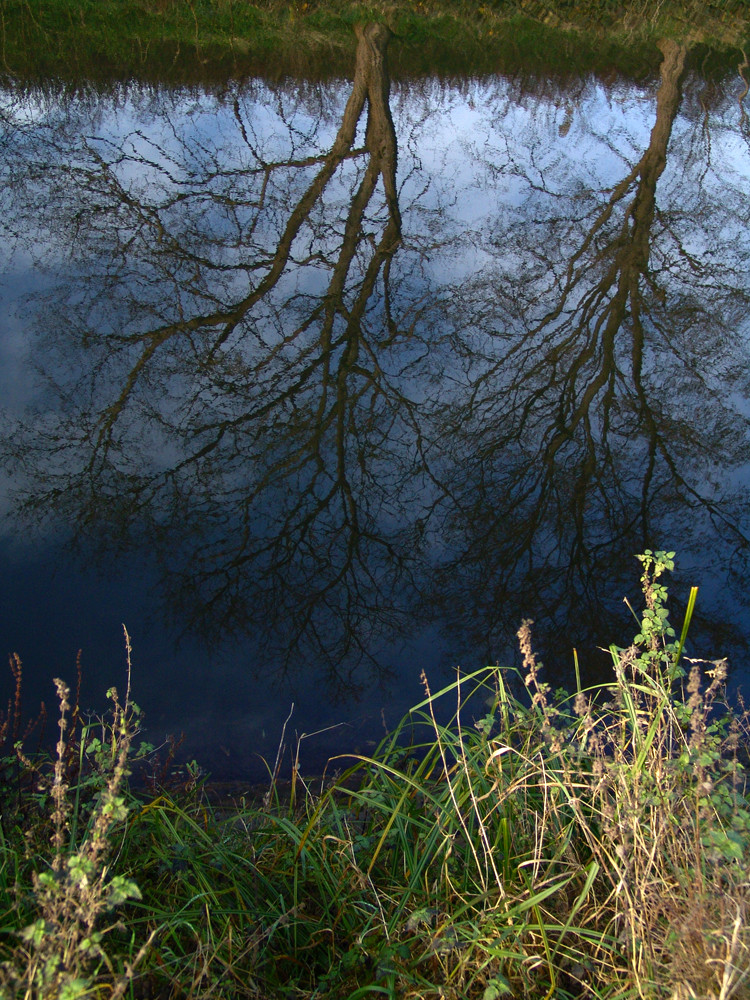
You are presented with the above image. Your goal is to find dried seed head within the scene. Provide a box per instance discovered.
[517,619,540,679]
[687,664,701,697]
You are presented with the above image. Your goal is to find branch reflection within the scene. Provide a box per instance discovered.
[3,37,750,693]
[432,40,750,672]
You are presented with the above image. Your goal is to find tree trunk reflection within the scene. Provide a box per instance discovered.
[2,38,750,694]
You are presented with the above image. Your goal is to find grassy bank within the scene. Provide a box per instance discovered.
[1,551,749,998]
[0,0,748,82]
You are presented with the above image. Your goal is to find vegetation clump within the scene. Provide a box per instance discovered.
[1,551,749,998]
[0,0,747,82]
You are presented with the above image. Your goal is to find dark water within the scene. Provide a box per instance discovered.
[2,35,750,778]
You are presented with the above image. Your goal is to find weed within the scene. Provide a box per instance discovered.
[0,553,748,998]
[0,628,155,1000]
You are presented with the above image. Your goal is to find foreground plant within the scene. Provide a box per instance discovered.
[0,553,748,998]
[490,551,750,998]
[0,629,154,1000]
[276,549,750,998]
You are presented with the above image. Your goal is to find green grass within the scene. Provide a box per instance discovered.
[1,551,749,998]
[0,0,747,83]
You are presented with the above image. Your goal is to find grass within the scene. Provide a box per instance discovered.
[0,0,748,83]
[1,550,749,998]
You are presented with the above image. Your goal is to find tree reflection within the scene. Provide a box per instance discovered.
[5,24,436,691]
[431,40,750,673]
[3,39,750,693]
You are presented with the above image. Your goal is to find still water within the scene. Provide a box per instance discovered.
[2,32,750,777]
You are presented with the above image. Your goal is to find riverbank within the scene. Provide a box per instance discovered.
[1,0,748,82]
[1,552,749,998]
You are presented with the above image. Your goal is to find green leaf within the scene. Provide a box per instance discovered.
[404,907,437,931]
[106,876,141,906]
[484,974,513,999]
[18,919,48,948]
[68,855,95,885]
[59,978,91,1000]
[702,828,745,862]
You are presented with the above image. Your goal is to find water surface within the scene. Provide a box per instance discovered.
[2,34,750,777]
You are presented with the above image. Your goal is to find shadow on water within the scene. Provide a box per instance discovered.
[1,27,750,774]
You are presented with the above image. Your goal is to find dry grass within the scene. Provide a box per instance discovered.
[0,552,748,998]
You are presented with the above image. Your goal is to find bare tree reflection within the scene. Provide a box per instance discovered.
[3,41,750,694]
[5,25,436,692]
[430,40,750,674]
